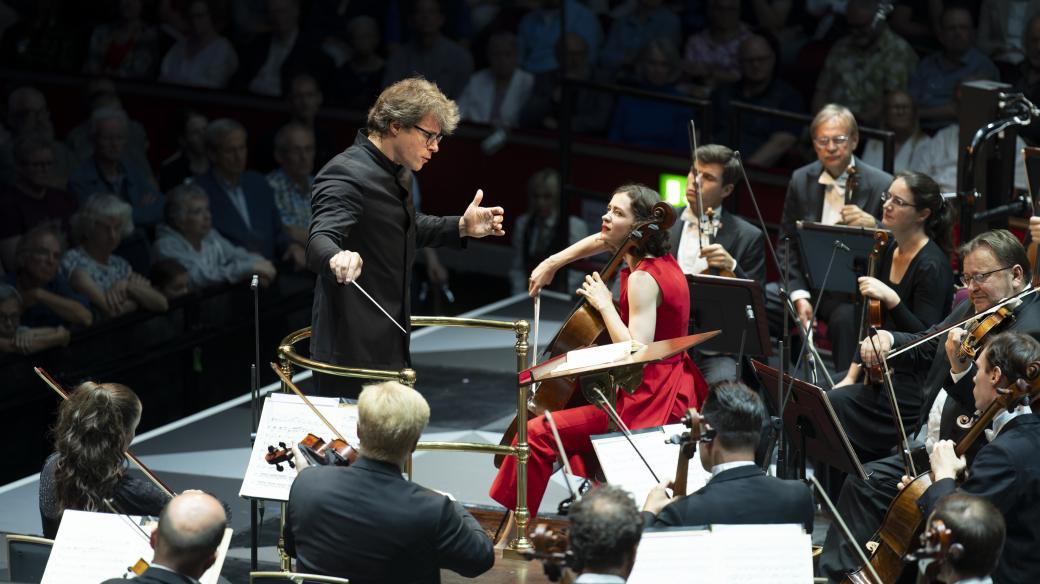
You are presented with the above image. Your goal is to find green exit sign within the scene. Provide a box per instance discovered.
[659,173,687,207]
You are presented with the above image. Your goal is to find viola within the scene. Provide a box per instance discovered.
[521,523,573,583]
[495,202,676,466]
[266,433,358,470]
[670,408,712,497]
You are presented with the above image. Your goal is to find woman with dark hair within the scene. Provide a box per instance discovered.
[833,170,955,379]
[38,381,170,538]
[490,184,707,518]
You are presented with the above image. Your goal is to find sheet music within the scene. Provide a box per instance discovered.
[590,424,710,508]
[627,529,719,584]
[239,393,359,501]
[551,340,639,373]
[42,510,232,584]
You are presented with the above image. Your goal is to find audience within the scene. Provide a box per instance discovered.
[83,0,160,79]
[158,109,210,193]
[333,15,386,110]
[64,80,154,183]
[456,31,534,128]
[151,258,192,300]
[0,86,73,187]
[0,282,71,355]
[860,90,932,174]
[382,0,474,99]
[159,0,239,89]
[257,72,336,172]
[5,225,92,329]
[682,0,752,96]
[977,0,1040,68]
[609,39,692,152]
[516,0,602,75]
[267,123,315,249]
[519,32,613,134]
[599,0,681,79]
[233,0,333,97]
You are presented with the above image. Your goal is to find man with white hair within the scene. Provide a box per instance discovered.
[285,381,494,582]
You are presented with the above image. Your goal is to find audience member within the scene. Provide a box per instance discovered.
[516,0,602,75]
[710,33,804,167]
[233,0,333,97]
[0,86,73,187]
[156,184,276,289]
[811,0,919,126]
[599,0,681,79]
[568,485,643,582]
[267,123,315,248]
[456,31,534,128]
[977,0,1040,67]
[5,225,92,329]
[0,283,71,355]
[1015,14,1040,145]
[860,90,932,174]
[158,109,210,193]
[682,0,752,96]
[150,258,191,300]
[332,15,386,110]
[909,6,1000,131]
[382,0,474,99]
[159,0,239,89]
[889,0,941,50]
[257,72,337,172]
[64,81,154,182]
[63,194,169,319]
[194,119,305,267]
[83,0,160,79]
[509,168,587,296]
[100,491,228,584]
[519,33,613,134]
[0,136,79,271]
[608,39,692,152]
[302,0,384,68]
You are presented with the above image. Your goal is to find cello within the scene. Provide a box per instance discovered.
[495,202,676,466]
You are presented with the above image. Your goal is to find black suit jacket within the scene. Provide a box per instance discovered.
[669,207,767,282]
[777,157,890,294]
[284,457,494,584]
[99,566,197,583]
[644,465,815,533]
[918,415,1040,584]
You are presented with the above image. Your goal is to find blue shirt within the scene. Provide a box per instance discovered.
[599,7,680,75]
[517,0,602,74]
[67,159,165,226]
[909,48,999,125]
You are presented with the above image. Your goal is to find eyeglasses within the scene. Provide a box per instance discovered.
[413,124,444,147]
[813,135,850,148]
[881,191,919,209]
[960,266,1013,287]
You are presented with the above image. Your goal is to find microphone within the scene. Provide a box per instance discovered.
[834,240,851,252]
[251,274,259,290]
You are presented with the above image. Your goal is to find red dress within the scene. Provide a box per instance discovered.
[489,255,707,515]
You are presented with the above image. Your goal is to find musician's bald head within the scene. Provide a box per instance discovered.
[151,491,227,579]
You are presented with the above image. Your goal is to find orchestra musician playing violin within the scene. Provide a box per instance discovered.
[641,382,814,533]
[670,145,766,384]
[907,332,1040,584]
[819,231,1040,583]
[914,493,1006,584]
[491,184,707,517]
[39,381,170,539]
[830,171,954,373]
[284,381,494,583]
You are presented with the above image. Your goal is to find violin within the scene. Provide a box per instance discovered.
[958,299,1020,362]
[669,408,712,497]
[266,433,358,470]
[859,231,890,386]
[702,207,736,279]
[496,202,676,466]
[841,359,1040,583]
[844,164,858,207]
[521,523,574,583]
[905,518,959,584]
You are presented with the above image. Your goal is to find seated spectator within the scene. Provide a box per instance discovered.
[0,86,74,187]
[332,15,386,110]
[151,258,191,300]
[63,193,168,319]
[156,184,276,290]
[682,0,752,96]
[5,225,92,329]
[509,168,587,296]
[302,0,384,68]
[889,0,941,51]
[909,6,1000,132]
[519,32,613,134]
[811,0,919,126]
[0,136,79,271]
[68,107,165,228]
[194,119,305,267]
[1015,14,1040,145]
[159,0,239,88]
[861,90,932,174]
[382,0,474,99]
[83,0,160,79]
[233,0,333,97]
[710,32,804,167]
[256,72,337,172]
[158,109,210,193]
[0,283,71,355]
[517,0,602,75]
[599,0,681,80]
[978,0,1040,67]
[267,123,314,248]
[456,31,534,128]
[608,39,692,152]
[64,80,154,183]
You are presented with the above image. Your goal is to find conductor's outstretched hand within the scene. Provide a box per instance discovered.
[460,189,505,238]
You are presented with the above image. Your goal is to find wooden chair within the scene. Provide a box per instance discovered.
[5,534,55,583]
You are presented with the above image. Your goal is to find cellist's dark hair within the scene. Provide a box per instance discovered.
[981,331,1040,386]
[613,183,670,258]
[894,171,952,254]
[701,381,766,451]
[932,493,1005,578]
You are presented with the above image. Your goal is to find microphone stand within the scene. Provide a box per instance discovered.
[735,304,753,380]
[249,274,262,571]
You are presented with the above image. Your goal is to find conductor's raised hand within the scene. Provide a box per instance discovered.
[576,272,612,311]
[329,250,363,284]
[459,189,505,238]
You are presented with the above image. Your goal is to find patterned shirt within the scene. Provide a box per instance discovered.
[60,247,132,292]
[267,168,313,229]
[815,26,919,120]
[684,25,752,80]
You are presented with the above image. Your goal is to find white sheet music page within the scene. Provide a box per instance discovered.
[42,510,232,584]
[590,424,710,508]
[711,524,813,582]
[239,393,359,501]
[627,529,718,584]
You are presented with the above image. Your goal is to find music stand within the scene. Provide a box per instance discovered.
[796,221,891,296]
[686,274,772,356]
[751,359,866,480]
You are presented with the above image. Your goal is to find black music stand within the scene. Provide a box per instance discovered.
[796,221,891,296]
[686,274,772,357]
[751,359,866,480]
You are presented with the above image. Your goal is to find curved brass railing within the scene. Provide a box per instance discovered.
[276,315,534,554]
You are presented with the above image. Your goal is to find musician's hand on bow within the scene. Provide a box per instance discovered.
[929,439,966,481]
[896,475,913,491]
[794,298,814,331]
[642,480,676,515]
[700,243,735,272]
[945,327,970,374]
[858,276,898,308]
[840,204,878,228]
[528,256,560,296]
[459,189,505,238]
[576,272,612,312]
[859,329,892,366]
[330,250,363,284]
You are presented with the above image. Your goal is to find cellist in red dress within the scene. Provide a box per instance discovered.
[489,183,708,517]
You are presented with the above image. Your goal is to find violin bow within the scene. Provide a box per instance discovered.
[867,330,917,477]
[268,363,350,444]
[34,367,176,498]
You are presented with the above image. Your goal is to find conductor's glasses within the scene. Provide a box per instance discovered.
[413,125,444,147]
